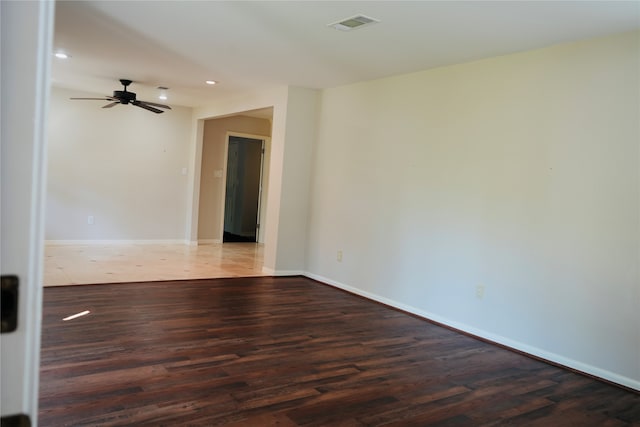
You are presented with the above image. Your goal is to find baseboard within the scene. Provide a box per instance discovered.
[273,270,305,276]
[261,267,304,276]
[45,239,190,246]
[304,272,640,392]
[197,239,222,245]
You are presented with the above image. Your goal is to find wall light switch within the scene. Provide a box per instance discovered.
[181,167,188,176]
[87,215,94,225]
[476,285,485,299]
[337,250,343,262]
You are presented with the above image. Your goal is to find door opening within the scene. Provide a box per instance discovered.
[223,136,264,243]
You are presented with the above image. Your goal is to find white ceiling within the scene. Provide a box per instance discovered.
[52,1,640,108]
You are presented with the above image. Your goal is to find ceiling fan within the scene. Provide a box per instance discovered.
[70,79,172,114]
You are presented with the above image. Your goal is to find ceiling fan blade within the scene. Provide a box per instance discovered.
[70,81,171,116]
[70,97,116,101]
[136,100,171,109]
[132,102,164,114]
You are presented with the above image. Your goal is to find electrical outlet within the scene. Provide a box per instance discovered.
[337,250,343,262]
[87,215,94,225]
[476,284,485,299]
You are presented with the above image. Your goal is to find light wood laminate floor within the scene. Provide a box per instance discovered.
[43,243,264,286]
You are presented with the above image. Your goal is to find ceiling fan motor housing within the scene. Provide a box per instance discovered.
[113,90,136,104]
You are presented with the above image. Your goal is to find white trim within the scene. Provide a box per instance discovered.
[26,2,54,422]
[260,269,304,276]
[185,119,205,242]
[304,272,640,392]
[273,270,305,276]
[221,131,270,243]
[0,0,55,421]
[45,239,190,246]
[219,132,231,240]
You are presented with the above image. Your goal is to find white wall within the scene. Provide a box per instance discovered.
[43,31,639,390]
[46,86,193,241]
[306,31,640,389]
[276,87,318,272]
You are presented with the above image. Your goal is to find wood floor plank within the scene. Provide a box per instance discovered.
[39,276,639,426]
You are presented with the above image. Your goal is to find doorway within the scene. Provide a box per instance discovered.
[196,116,272,244]
[223,136,264,243]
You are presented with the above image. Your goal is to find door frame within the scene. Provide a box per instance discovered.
[220,132,270,243]
[1,0,54,423]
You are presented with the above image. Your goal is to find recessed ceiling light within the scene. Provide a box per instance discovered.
[328,15,380,31]
[54,52,70,59]
[205,80,217,85]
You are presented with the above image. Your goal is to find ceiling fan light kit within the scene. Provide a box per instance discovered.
[69,79,172,114]
[157,86,169,100]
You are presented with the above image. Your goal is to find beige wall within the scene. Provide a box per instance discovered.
[190,86,318,274]
[306,31,640,389]
[197,116,271,241]
[46,86,193,241]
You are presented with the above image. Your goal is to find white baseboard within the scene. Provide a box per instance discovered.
[273,270,304,276]
[197,239,222,245]
[261,267,303,276]
[304,272,640,392]
[45,239,189,246]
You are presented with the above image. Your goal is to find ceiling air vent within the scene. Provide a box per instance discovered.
[328,15,380,31]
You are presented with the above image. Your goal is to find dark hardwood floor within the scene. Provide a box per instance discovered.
[39,276,639,426]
